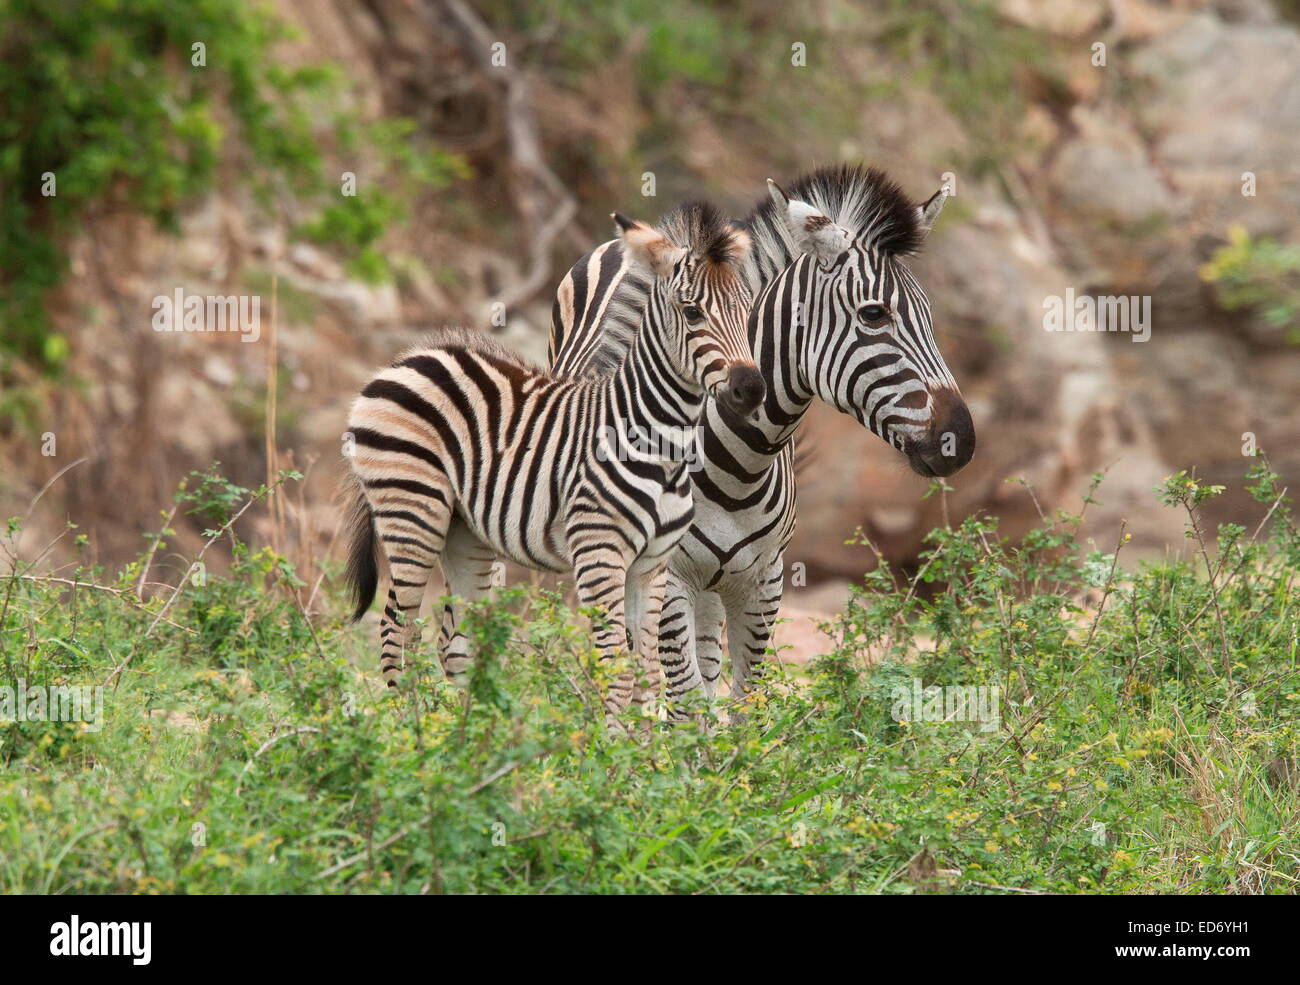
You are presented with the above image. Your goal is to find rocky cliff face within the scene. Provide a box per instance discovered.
[4,0,1298,592]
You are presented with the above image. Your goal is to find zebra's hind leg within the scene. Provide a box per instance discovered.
[437,517,498,682]
[371,483,454,688]
[723,560,785,724]
[694,591,726,698]
[624,563,667,735]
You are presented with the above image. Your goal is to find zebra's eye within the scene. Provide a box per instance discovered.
[857,303,891,328]
[681,304,704,323]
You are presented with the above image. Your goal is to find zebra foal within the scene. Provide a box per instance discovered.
[344,205,762,729]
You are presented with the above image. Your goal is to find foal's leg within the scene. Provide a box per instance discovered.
[437,516,498,681]
[567,538,634,734]
[370,481,455,688]
[624,564,667,732]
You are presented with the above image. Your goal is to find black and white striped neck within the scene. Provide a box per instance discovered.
[606,302,707,435]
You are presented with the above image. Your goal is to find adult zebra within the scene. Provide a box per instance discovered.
[549,164,975,719]
[344,204,763,730]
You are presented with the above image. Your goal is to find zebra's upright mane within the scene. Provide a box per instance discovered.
[743,163,923,280]
[579,200,748,376]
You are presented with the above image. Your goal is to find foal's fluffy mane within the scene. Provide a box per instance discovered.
[656,199,750,268]
[577,200,748,375]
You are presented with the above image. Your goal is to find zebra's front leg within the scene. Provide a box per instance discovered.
[723,560,785,724]
[437,517,499,682]
[694,591,725,697]
[624,563,667,734]
[569,544,635,734]
[659,572,706,724]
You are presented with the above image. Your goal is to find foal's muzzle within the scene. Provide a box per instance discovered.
[717,363,765,417]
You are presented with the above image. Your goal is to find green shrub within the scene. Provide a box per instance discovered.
[1201,225,1300,343]
[0,0,465,375]
[1,460,1296,893]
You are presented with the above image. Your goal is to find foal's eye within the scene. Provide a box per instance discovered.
[857,303,891,328]
[682,304,704,323]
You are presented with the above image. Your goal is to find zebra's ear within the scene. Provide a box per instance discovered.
[613,213,686,278]
[916,187,948,239]
[767,179,851,262]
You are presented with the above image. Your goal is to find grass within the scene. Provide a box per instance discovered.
[0,462,1297,894]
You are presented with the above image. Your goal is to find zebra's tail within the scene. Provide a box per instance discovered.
[345,480,379,622]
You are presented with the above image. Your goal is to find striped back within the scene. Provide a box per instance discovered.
[549,239,645,377]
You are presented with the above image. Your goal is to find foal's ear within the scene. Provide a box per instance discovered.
[767,179,852,262]
[915,187,948,240]
[613,213,686,278]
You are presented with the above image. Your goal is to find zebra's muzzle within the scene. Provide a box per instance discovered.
[903,386,975,477]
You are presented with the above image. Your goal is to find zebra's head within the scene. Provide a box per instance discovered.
[613,206,764,417]
[762,170,974,477]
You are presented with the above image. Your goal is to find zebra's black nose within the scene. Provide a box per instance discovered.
[719,364,765,416]
[905,386,975,477]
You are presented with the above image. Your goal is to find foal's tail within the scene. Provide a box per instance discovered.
[344,479,379,622]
